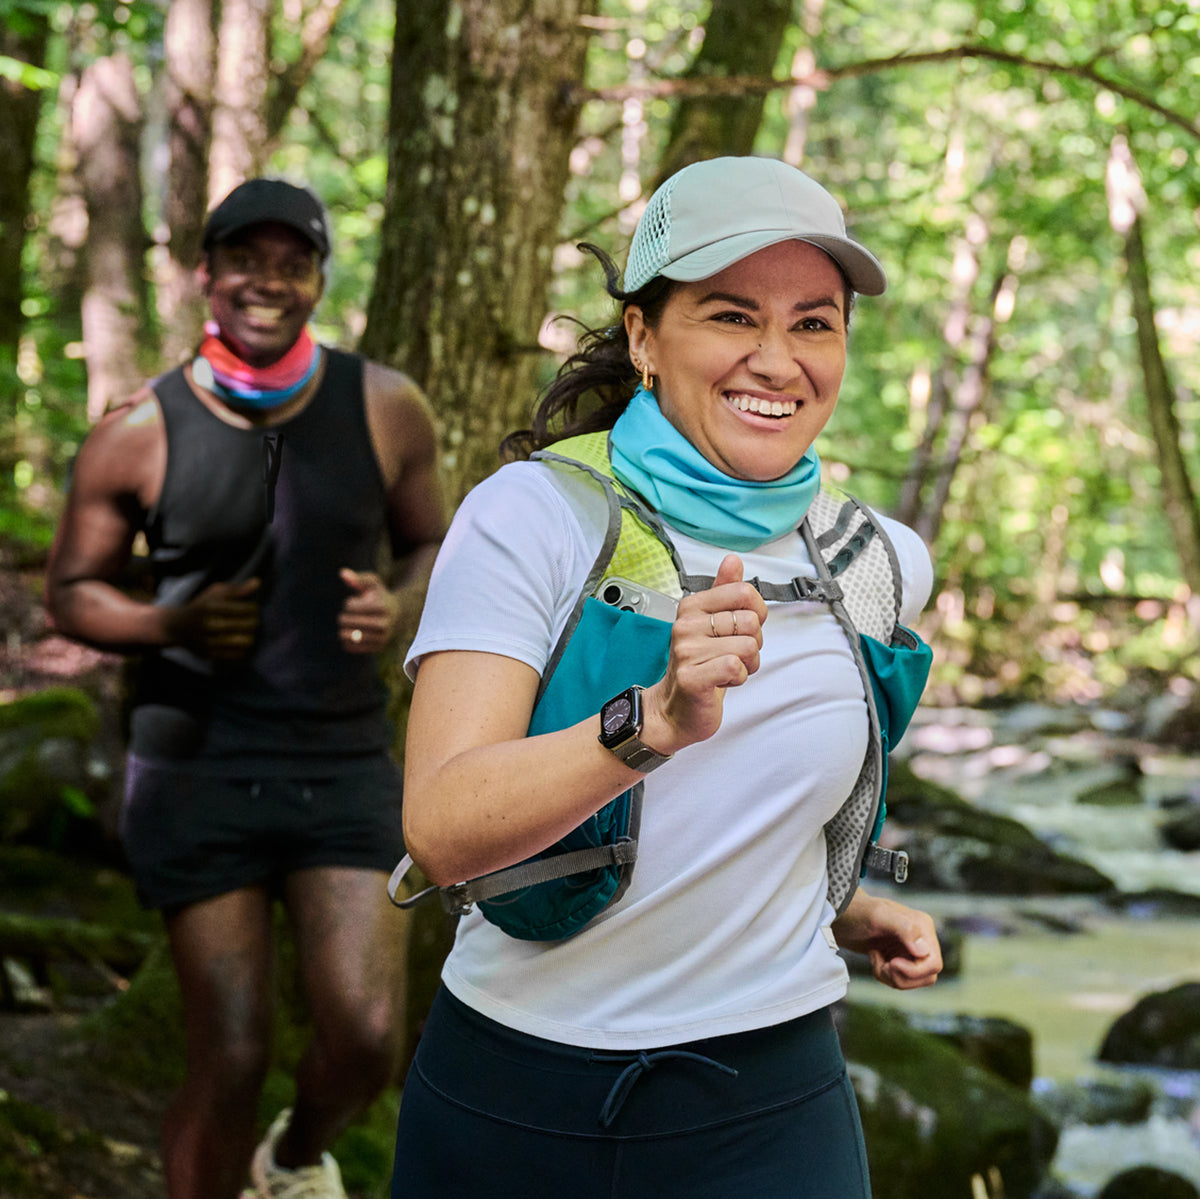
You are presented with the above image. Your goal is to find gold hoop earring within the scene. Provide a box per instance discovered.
[641,363,655,392]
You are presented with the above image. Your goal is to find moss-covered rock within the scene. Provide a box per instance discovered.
[1098,1165,1200,1199]
[77,940,183,1091]
[1033,1075,1156,1127]
[1098,981,1200,1069]
[0,845,151,932]
[0,689,101,844]
[836,1001,1058,1199]
[76,914,408,1196]
[902,1011,1034,1090]
[0,1088,160,1199]
[885,759,1115,895]
[1161,807,1200,851]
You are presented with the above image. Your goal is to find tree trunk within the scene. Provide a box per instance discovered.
[917,272,1003,547]
[896,230,980,531]
[0,10,50,427]
[360,0,597,504]
[75,54,150,420]
[43,49,88,328]
[654,0,794,184]
[1106,135,1200,596]
[159,0,217,367]
[783,0,825,165]
[209,0,272,204]
[1124,213,1200,595]
[161,0,349,365]
[896,216,1011,543]
[362,0,596,1057]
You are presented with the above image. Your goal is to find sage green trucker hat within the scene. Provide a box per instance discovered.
[623,156,886,296]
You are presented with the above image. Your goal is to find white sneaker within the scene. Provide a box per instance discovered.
[250,1108,347,1199]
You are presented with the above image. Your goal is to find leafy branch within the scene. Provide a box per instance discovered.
[568,43,1199,142]
[265,0,346,143]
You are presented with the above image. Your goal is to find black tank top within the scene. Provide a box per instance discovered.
[130,349,391,768]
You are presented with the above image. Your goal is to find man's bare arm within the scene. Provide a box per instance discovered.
[46,396,259,659]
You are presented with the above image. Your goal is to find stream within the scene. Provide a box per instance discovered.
[847,706,1200,1196]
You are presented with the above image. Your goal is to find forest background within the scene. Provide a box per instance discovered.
[2,0,1198,722]
[0,1,1197,1195]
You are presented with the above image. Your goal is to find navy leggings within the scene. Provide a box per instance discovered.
[391,988,871,1199]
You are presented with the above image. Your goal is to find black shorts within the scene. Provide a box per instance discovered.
[120,752,404,910]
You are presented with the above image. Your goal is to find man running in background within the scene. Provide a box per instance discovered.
[47,178,447,1199]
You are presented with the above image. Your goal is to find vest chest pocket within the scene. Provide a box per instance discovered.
[474,599,671,941]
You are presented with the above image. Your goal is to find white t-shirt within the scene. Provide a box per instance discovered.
[406,461,933,1049]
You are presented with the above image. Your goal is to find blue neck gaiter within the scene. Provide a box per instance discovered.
[608,385,821,551]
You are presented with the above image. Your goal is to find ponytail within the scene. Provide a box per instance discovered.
[502,245,675,460]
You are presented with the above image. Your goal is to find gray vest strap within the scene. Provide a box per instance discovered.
[388,463,911,924]
[392,839,640,917]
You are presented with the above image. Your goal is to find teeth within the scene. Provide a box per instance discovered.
[245,306,284,321]
[726,393,797,417]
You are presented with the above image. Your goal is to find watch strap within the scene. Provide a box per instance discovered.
[609,737,672,773]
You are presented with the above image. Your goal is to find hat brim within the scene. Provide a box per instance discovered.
[204,214,329,258]
[657,230,887,296]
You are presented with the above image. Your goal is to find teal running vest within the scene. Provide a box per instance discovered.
[390,432,932,940]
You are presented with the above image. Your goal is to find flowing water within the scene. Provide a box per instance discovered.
[846,707,1200,1195]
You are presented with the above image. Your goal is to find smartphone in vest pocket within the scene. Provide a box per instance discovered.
[593,576,678,622]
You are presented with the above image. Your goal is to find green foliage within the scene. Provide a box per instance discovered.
[0,690,100,847]
[56,784,93,819]
[0,1091,104,1199]
[0,687,97,738]
[5,0,1197,707]
[7,77,91,550]
[0,54,54,89]
[78,940,183,1091]
[0,845,155,932]
[755,0,1198,701]
[272,0,395,347]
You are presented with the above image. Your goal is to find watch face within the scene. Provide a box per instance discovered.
[601,696,632,738]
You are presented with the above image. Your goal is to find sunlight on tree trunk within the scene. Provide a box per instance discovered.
[159,0,216,367]
[210,0,272,203]
[75,54,149,421]
[783,0,825,166]
[0,12,50,430]
[42,74,87,328]
[920,299,997,547]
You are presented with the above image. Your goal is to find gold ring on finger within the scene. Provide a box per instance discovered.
[710,613,718,637]
[732,611,739,636]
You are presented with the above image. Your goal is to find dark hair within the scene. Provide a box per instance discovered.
[502,242,856,461]
[502,244,675,460]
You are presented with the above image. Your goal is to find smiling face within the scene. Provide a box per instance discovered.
[200,223,324,367]
[624,240,849,482]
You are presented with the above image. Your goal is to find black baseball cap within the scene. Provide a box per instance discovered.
[202,178,331,258]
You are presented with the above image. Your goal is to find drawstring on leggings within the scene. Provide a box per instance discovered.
[593,1049,739,1128]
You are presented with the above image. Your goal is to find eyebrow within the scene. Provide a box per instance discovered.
[695,290,842,312]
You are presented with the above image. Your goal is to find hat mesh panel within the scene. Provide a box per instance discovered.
[625,176,678,292]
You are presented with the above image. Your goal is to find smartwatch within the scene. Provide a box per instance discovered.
[598,685,672,773]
